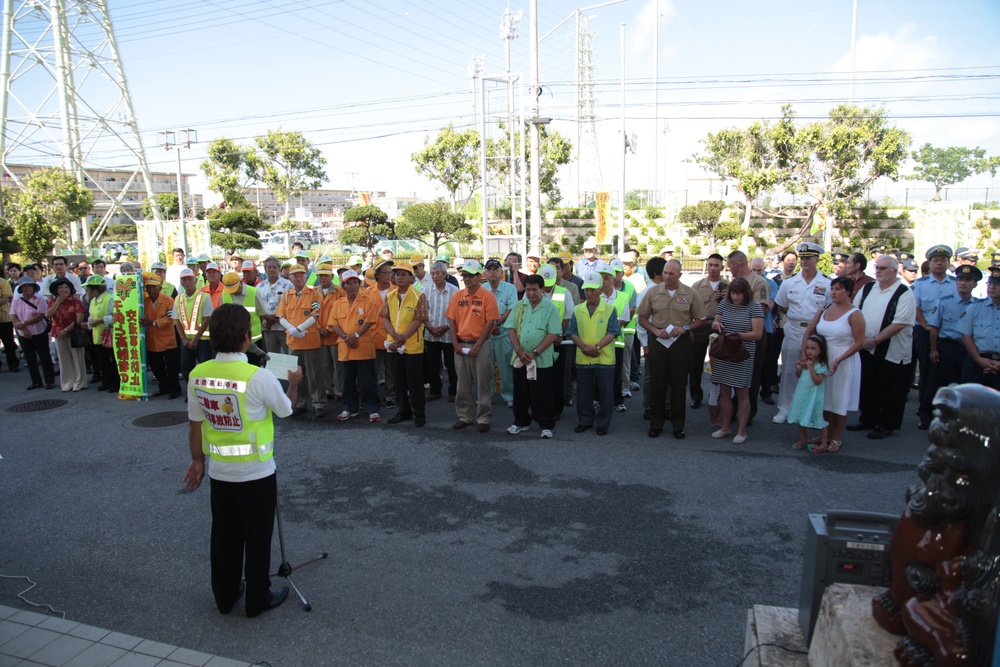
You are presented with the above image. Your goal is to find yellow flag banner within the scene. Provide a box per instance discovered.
[810,206,828,237]
[595,191,611,245]
[113,274,148,401]
[360,192,371,206]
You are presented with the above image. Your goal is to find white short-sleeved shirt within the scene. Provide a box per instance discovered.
[774,271,831,327]
[187,352,292,482]
[858,280,917,364]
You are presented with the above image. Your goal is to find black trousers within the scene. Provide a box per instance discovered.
[551,345,568,416]
[913,326,932,421]
[0,321,19,371]
[148,347,181,394]
[630,335,642,382]
[647,334,692,432]
[689,327,711,404]
[18,333,54,386]
[425,340,457,397]
[960,355,1000,391]
[919,339,967,420]
[95,345,119,390]
[512,364,555,430]
[763,327,783,393]
[210,473,277,617]
[392,352,426,420]
[758,332,775,398]
[858,352,912,431]
[180,340,214,381]
[748,332,768,417]
[612,346,625,406]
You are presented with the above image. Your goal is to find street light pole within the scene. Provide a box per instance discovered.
[161,128,196,257]
[529,0,541,259]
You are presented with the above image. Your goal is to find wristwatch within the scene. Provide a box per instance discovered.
[683,324,690,332]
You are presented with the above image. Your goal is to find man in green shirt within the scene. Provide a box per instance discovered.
[503,274,563,438]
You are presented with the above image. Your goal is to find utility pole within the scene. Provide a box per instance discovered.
[653,0,659,207]
[619,23,626,257]
[848,0,858,103]
[501,7,522,236]
[161,129,197,257]
[529,0,542,258]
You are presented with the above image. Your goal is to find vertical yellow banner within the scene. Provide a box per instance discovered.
[595,191,611,245]
[360,192,371,206]
[113,274,148,400]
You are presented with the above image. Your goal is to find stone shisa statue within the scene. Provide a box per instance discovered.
[872,383,1000,666]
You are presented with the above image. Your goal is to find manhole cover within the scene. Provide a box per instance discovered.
[132,411,188,428]
[6,399,70,414]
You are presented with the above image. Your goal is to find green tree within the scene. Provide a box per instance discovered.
[340,205,392,252]
[395,201,475,256]
[0,210,21,263]
[200,137,260,209]
[412,124,481,212]
[141,192,180,219]
[209,208,264,255]
[251,129,327,218]
[7,169,93,262]
[692,112,790,229]
[489,122,573,209]
[781,104,910,252]
[906,143,995,201]
[678,200,726,249]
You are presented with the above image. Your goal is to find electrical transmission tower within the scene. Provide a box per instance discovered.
[0,0,159,245]
[576,15,602,206]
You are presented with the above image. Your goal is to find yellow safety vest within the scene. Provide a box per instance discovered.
[190,360,274,463]
[178,291,209,339]
[88,292,112,345]
[222,285,261,340]
[386,287,424,354]
[619,281,637,335]
[613,290,630,348]
[574,300,615,366]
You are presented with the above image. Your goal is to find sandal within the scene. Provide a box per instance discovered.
[808,442,829,454]
[791,440,807,450]
[826,440,841,453]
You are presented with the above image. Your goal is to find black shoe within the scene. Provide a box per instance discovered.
[107,386,119,393]
[845,422,873,432]
[219,581,246,615]
[151,390,167,397]
[673,430,686,440]
[387,414,412,424]
[563,397,573,407]
[384,398,397,408]
[574,424,591,433]
[169,391,182,399]
[596,427,608,436]
[26,383,42,390]
[916,420,930,431]
[690,399,702,409]
[44,384,55,390]
[760,395,775,406]
[867,426,893,440]
[647,428,661,438]
[246,586,289,618]
[414,418,425,427]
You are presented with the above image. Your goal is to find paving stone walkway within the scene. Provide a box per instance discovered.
[0,606,251,667]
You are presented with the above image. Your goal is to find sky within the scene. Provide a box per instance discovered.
[6,0,1000,208]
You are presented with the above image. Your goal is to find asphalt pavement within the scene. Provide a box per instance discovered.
[0,364,931,666]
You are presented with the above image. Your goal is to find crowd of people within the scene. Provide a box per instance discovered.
[3,238,999,452]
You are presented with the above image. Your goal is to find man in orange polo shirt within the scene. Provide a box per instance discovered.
[141,272,181,398]
[445,260,500,432]
[276,264,324,418]
[328,270,382,422]
[201,262,225,308]
[367,259,396,408]
[316,262,344,403]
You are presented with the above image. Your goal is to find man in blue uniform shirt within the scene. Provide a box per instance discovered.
[911,245,957,425]
[920,264,981,428]
[958,266,1000,391]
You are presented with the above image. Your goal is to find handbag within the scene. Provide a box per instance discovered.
[70,326,91,348]
[709,331,750,363]
[101,326,113,349]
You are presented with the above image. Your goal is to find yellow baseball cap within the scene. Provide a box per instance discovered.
[222,271,242,293]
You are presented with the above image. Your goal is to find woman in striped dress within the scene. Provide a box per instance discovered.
[709,277,764,444]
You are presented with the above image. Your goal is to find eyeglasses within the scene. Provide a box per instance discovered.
[875,266,893,270]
